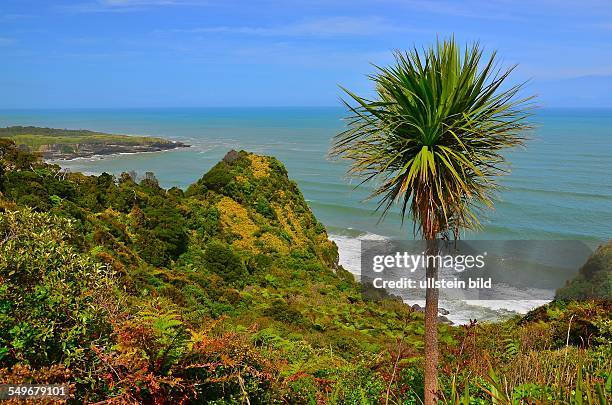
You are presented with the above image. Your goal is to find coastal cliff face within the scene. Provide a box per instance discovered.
[37,140,188,160]
[0,140,609,403]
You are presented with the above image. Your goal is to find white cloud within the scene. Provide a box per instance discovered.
[171,16,414,37]
[64,0,206,13]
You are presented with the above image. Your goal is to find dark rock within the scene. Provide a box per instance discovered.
[223,149,241,164]
[42,140,189,160]
[411,304,453,324]
[438,315,453,325]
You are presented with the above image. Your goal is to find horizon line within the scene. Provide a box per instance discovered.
[2,105,612,111]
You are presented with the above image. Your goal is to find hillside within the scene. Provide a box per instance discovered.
[0,126,189,160]
[556,240,612,301]
[0,139,610,403]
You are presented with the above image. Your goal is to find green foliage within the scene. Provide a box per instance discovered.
[187,203,220,238]
[0,125,174,150]
[0,209,115,370]
[0,143,609,403]
[557,240,612,301]
[255,195,276,219]
[0,138,41,174]
[49,194,62,207]
[123,301,188,374]
[330,38,533,238]
[191,161,235,193]
[264,300,307,326]
[203,240,248,285]
[137,202,188,266]
[521,300,612,348]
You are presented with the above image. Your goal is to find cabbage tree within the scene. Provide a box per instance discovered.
[330,38,533,404]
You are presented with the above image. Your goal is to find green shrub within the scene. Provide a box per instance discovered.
[255,196,276,219]
[264,300,306,326]
[204,241,248,286]
[198,162,233,192]
[0,209,115,370]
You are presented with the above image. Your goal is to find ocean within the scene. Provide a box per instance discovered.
[1,107,610,323]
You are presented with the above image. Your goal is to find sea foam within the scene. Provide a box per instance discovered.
[330,232,549,324]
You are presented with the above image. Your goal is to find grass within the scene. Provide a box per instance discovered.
[0,126,174,150]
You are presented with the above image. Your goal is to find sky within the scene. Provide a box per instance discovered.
[1,0,612,108]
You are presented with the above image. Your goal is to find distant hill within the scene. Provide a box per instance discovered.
[0,126,189,160]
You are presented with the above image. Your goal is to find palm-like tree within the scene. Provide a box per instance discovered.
[330,39,533,404]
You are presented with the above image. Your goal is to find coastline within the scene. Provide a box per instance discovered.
[0,125,191,161]
[15,111,608,325]
[330,232,559,325]
[45,140,190,161]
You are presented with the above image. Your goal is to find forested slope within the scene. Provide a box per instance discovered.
[0,139,609,403]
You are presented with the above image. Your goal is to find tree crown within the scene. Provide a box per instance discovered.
[331,38,534,239]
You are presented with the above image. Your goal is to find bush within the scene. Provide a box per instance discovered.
[204,241,248,286]
[255,196,276,219]
[0,209,115,370]
[132,202,188,267]
[198,162,234,192]
[264,300,306,326]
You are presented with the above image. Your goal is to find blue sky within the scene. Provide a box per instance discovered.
[1,0,612,108]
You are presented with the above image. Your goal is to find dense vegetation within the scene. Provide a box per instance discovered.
[557,241,612,301]
[0,139,610,403]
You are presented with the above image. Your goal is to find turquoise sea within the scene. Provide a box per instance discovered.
[1,107,610,322]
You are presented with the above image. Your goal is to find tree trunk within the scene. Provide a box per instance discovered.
[424,238,439,405]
